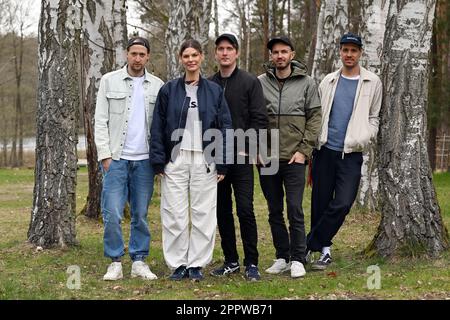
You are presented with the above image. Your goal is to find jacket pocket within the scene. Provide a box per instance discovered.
[106,91,127,114]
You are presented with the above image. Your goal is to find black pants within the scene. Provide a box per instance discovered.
[258,161,307,263]
[307,147,363,252]
[217,164,258,266]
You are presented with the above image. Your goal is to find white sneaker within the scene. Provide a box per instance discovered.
[103,262,123,281]
[131,261,157,280]
[290,261,306,278]
[265,258,290,274]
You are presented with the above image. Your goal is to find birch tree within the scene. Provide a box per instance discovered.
[355,0,388,211]
[80,0,127,219]
[28,0,82,247]
[311,0,348,82]
[368,0,449,257]
[166,0,212,79]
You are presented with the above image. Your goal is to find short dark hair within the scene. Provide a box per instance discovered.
[127,37,150,53]
[179,39,203,56]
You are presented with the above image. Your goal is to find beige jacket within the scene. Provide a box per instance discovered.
[317,66,382,153]
[94,66,164,161]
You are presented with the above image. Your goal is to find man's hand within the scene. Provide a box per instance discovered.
[217,174,225,182]
[288,152,306,164]
[102,158,112,172]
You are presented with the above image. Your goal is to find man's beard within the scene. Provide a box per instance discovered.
[275,61,290,71]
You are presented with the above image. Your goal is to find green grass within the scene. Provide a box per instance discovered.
[0,168,449,300]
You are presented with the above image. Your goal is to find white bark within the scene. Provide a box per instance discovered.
[166,0,212,79]
[356,0,389,211]
[81,0,127,219]
[312,0,349,82]
[370,0,448,257]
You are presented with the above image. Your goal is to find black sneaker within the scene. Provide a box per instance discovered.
[188,267,204,282]
[210,262,240,276]
[169,265,188,280]
[311,253,332,271]
[245,264,261,281]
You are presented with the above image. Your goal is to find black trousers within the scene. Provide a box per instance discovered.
[258,162,307,263]
[307,147,363,252]
[217,163,258,266]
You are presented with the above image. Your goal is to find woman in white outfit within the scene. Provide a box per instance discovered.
[150,39,232,281]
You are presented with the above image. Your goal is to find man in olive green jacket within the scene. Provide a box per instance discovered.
[258,36,321,278]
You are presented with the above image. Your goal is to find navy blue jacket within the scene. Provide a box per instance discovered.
[150,75,233,175]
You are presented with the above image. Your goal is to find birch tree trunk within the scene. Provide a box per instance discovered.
[311,0,348,82]
[213,0,219,39]
[367,0,449,257]
[80,0,127,220]
[28,0,82,248]
[355,0,388,211]
[166,0,212,79]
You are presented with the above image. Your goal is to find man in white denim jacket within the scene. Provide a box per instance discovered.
[307,33,382,270]
[95,37,163,281]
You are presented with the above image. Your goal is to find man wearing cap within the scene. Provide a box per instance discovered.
[307,32,382,270]
[95,36,164,281]
[209,33,268,281]
[258,36,321,278]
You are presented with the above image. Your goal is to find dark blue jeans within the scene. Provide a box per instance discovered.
[101,159,154,261]
[307,147,363,252]
[259,161,307,263]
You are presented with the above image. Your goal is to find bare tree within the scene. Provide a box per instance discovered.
[368,0,449,258]
[28,0,82,247]
[166,0,212,79]
[4,1,32,167]
[80,0,127,219]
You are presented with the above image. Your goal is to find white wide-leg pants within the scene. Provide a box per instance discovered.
[161,150,217,269]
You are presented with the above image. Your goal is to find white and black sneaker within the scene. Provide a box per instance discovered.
[210,262,240,276]
[311,253,332,271]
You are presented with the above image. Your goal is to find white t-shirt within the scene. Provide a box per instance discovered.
[121,76,149,160]
[180,83,203,152]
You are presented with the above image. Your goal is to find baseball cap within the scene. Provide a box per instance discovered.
[340,32,363,47]
[215,33,239,49]
[267,36,295,51]
[127,37,150,52]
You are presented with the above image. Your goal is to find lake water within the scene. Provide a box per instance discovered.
[10,135,87,151]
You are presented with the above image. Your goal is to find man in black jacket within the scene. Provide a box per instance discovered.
[209,33,268,281]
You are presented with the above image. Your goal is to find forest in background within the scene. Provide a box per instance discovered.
[0,0,448,170]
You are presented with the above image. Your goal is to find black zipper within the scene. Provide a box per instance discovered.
[277,81,284,129]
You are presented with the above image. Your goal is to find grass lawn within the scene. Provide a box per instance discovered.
[0,167,449,300]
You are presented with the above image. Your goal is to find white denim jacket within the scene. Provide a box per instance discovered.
[317,66,382,154]
[94,66,164,161]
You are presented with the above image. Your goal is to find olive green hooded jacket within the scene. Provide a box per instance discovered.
[258,60,322,161]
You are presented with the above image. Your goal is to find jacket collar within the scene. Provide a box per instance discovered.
[216,66,239,80]
[264,59,308,79]
[176,74,206,89]
[120,65,151,82]
[327,65,372,83]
